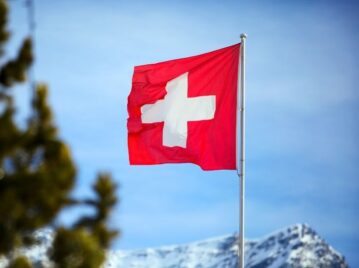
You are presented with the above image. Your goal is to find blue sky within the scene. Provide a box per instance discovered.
[8,0,359,266]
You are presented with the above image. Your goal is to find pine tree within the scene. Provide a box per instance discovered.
[0,1,119,267]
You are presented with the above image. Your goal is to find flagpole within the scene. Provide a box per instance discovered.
[237,33,247,268]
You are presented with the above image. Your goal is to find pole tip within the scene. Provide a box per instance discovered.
[240,33,247,39]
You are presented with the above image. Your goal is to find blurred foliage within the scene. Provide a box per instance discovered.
[0,0,119,267]
[7,256,32,268]
[51,228,105,268]
[74,174,118,248]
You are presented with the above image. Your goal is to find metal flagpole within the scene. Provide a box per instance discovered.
[237,33,247,268]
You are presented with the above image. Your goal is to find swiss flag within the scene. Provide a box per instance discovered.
[127,44,240,170]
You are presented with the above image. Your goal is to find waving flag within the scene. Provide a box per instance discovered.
[127,44,240,170]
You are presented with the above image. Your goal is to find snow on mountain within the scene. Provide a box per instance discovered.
[244,224,348,268]
[0,224,349,268]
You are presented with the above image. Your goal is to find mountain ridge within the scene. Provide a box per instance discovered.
[0,224,349,268]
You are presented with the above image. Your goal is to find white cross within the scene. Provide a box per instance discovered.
[141,72,216,148]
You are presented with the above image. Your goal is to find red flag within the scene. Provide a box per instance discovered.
[127,44,240,170]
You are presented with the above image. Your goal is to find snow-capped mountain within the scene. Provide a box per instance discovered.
[0,224,349,268]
